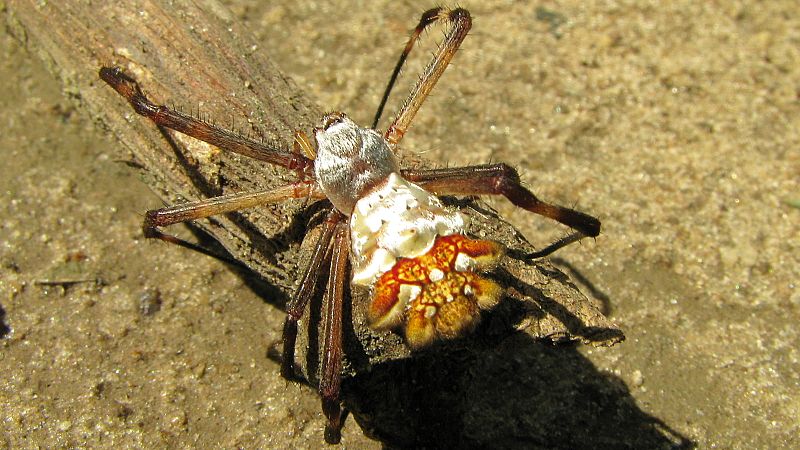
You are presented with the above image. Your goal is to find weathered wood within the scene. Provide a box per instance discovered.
[6,0,320,290]
[6,0,624,443]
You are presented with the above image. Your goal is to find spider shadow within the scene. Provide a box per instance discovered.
[0,303,10,338]
[550,256,613,316]
[496,253,623,345]
[169,205,691,448]
[341,254,689,448]
[343,330,693,449]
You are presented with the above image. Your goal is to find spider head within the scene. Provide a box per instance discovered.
[313,112,399,214]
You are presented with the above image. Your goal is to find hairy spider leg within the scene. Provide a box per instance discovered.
[144,183,323,229]
[99,67,315,179]
[280,210,341,380]
[319,221,350,444]
[368,7,601,255]
[377,7,472,147]
[372,7,451,129]
[278,210,350,445]
[141,181,323,262]
[293,130,317,160]
[100,65,354,442]
[404,163,601,257]
[100,65,325,266]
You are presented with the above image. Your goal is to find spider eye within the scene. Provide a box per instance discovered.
[322,113,346,130]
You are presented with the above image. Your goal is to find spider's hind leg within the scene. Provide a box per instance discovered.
[278,210,349,444]
[279,210,341,380]
[319,220,351,444]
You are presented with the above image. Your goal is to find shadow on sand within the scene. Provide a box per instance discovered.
[344,333,693,449]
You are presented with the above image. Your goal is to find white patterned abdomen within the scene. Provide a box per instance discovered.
[349,172,465,285]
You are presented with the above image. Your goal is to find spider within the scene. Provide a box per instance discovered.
[100,7,600,444]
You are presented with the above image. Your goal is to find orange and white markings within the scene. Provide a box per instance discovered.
[350,172,465,285]
[367,235,504,349]
[349,172,505,348]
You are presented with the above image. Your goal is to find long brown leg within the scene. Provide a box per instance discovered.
[381,8,472,147]
[145,182,323,229]
[99,67,314,178]
[143,181,323,262]
[319,221,350,444]
[280,210,342,380]
[372,7,449,129]
[404,163,601,256]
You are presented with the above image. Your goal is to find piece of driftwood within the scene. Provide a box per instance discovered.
[7,1,626,445]
[6,0,321,287]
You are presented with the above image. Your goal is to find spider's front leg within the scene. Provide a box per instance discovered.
[99,67,315,179]
[404,163,601,258]
[373,8,472,147]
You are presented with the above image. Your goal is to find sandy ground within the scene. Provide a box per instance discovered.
[1,0,798,448]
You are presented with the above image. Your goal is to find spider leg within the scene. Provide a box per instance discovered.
[381,8,472,147]
[372,7,450,129]
[403,163,601,257]
[280,210,342,380]
[293,130,317,160]
[319,221,350,444]
[99,67,315,178]
[145,182,323,228]
[144,181,323,262]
